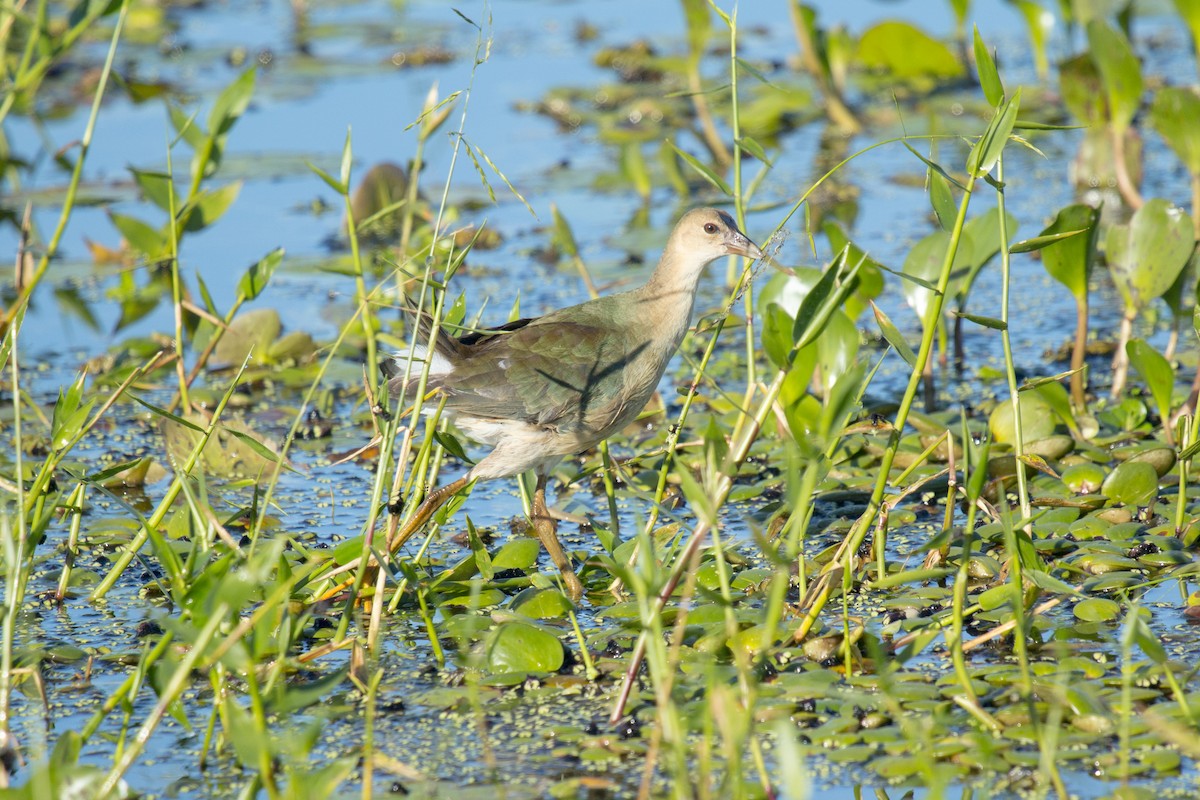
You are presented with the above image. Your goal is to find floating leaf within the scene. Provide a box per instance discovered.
[1039,204,1101,303]
[1086,20,1142,133]
[1100,461,1159,506]
[1106,198,1195,313]
[857,21,964,82]
[484,621,564,674]
[1126,339,1175,429]
[1149,86,1200,176]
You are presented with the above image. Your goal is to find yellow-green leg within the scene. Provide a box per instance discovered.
[532,472,583,603]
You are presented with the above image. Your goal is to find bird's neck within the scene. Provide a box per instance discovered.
[634,254,709,349]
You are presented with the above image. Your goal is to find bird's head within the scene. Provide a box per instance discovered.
[675,207,764,264]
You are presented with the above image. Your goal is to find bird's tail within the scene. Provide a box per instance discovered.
[381,296,459,399]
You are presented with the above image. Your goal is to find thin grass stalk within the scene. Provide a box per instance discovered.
[342,142,380,398]
[1175,413,1197,534]
[1118,605,1138,783]
[199,667,224,771]
[0,1,128,346]
[53,482,87,602]
[792,169,978,643]
[92,356,252,599]
[97,607,227,799]
[361,668,384,800]
[242,667,281,798]
[994,158,1032,523]
[0,340,29,745]
[165,139,191,410]
[80,633,174,742]
[610,368,785,723]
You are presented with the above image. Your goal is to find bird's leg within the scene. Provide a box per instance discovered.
[386,474,472,554]
[316,475,471,603]
[532,472,584,603]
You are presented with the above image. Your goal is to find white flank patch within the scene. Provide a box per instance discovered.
[393,345,453,378]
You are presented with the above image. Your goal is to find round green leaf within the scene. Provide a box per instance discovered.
[491,539,541,570]
[1150,86,1200,175]
[1040,204,1100,300]
[1100,461,1159,506]
[511,588,573,619]
[857,21,964,82]
[1106,199,1194,314]
[988,393,1056,445]
[484,621,564,674]
[1073,597,1120,622]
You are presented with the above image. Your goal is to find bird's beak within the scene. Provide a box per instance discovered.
[725,231,764,261]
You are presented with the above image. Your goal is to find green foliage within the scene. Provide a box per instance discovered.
[1150,87,1200,175]
[1039,204,1100,301]
[1106,198,1195,314]
[1085,20,1142,134]
[856,21,964,82]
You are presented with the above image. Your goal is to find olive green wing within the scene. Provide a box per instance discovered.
[440,318,647,433]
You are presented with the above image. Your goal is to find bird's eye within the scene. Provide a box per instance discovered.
[703,222,719,234]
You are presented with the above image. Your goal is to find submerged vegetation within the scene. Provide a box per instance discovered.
[2,0,1200,798]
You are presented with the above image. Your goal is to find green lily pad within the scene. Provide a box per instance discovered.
[1100,461,1159,506]
[492,538,541,570]
[484,621,564,674]
[511,587,574,619]
[1073,597,1120,622]
[989,393,1056,445]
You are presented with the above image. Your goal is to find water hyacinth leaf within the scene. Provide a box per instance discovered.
[511,587,573,619]
[348,162,411,232]
[967,88,1020,178]
[856,21,964,81]
[793,250,863,351]
[1039,204,1100,300]
[484,621,564,674]
[1106,199,1195,313]
[1150,86,1200,175]
[762,303,795,370]
[213,308,281,367]
[821,221,886,318]
[1177,0,1200,55]
[236,247,284,301]
[1074,596,1120,622]
[870,301,916,367]
[1086,20,1142,133]
[973,26,1004,106]
[492,539,540,571]
[989,391,1056,445]
[1058,54,1105,126]
[1101,461,1159,506]
[1126,339,1175,425]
